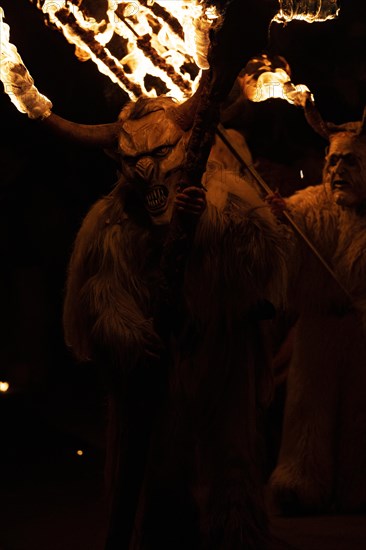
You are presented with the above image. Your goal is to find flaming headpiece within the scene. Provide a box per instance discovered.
[240,54,312,107]
[29,0,223,101]
[0,1,342,156]
[0,7,52,119]
[273,0,340,23]
[1,1,341,118]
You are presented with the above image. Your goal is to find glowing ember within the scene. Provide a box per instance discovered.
[0,381,10,392]
[30,0,221,100]
[1,1,341,118]
[240,54,312,107]
[0,7,52,118]
[273,0,340,23]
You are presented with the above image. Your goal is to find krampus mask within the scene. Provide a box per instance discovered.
[114,97,191,225]
[39,0,284,225]
[43,81,205,225]
[305,101,366,208]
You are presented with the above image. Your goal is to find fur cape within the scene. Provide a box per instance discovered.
[63,139,291,548]
[270,182,366,513]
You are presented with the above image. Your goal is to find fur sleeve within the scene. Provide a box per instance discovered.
[184,172,293,325]
[285,184,351,314]
[63,194,162,370]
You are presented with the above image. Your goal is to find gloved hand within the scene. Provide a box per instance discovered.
[174,184,207,219]
[264,190,288,221]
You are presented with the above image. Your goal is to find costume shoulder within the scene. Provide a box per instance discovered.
[207,128,253,172]
[284,183,351,314]
[186,170,292,319]
[286,183,334,227]
[207,128,261,193]
[66,193,117,272]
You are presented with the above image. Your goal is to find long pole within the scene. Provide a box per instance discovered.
[216,123,354,304]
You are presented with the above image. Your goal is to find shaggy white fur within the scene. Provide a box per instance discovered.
[270,181,366,513]
[63,127,291,548]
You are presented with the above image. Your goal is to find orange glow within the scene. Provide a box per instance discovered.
[240,54,312,107]
[0,7,52,118]
[0,381,10,392]
[30,0,221,100]
[273,0,340,23]
[1,2,341,117]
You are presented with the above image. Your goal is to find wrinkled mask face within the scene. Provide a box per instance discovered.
[323,133,366,208]
[118,108,189,225]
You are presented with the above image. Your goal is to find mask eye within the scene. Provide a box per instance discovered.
[328,154,339,166]
[154,145,172,158]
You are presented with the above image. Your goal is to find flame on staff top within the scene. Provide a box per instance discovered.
[28,0,339,101]
[29,0,221,101]
[0,1,340,118]
[240,54,313,107]
[273,0,340,23]
[0,7,53,118]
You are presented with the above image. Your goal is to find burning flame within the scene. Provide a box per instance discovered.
[0,381,10,393]
[29,0,221,101]
[28,1,339,101]
[1,1,341,118]
[0,7,52,118]
[273,0,340,24]
[240,54,312,107]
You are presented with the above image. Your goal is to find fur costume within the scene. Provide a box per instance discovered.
[269,124,366,514]
[63,97,290,548]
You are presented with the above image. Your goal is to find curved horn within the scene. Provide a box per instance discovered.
[40,112,122,148]
[303,95,330,141]
[167,69,210,131]
[359,105,366,135]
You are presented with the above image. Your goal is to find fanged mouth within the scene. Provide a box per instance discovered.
[332,179,350,190]
[145,185,169,213]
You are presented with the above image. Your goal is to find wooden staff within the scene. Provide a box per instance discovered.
[159,0,281,307]
[158,72,222,315]
[215,123,354,304]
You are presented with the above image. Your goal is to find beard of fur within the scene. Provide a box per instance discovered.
[62,181,163,370]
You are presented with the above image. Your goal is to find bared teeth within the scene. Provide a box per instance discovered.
[145,185,168,211]
[333,180,349,189]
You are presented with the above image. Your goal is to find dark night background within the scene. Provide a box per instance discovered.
[1,1,366,549]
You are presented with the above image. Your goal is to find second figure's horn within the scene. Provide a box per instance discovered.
[359,105,366,135]
[303,95,330,141]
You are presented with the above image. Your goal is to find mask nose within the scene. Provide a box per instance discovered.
[135,157,155,183]
[335,156,351,174]
[336,158,344,171]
